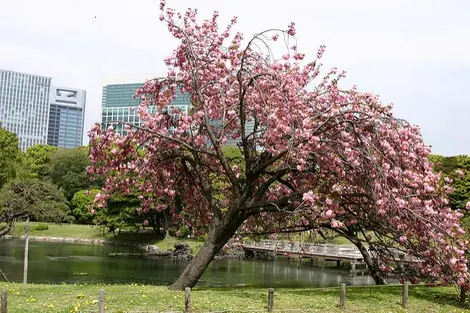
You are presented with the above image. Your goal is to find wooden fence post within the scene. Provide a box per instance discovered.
[185,287,192,313]
[402,281,409,309]
[1,289,7,313]
[267,288,274,312]
[339,283,346,309]
[99,289,105,313]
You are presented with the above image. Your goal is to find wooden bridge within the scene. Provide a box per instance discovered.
[241,240,368,275]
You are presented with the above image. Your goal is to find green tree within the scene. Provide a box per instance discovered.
[24,144,58,178]
[0,128,21,188]
[93,194,142,237]
[0,179,69,237]
[430,154,470,210]
[48,147,93,199]
[70,189,100,224]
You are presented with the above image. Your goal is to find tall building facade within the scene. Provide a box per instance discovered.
[100,82,257,146]
[47,86,86,148]
[101,83,191,135]
[0,69,51,151]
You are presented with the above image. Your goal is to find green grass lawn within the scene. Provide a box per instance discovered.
[0,283,468,313]
[10,222,107,240]
[7,222,204,252]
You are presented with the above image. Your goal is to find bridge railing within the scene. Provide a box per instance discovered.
[246,240,366,259]
[248,240,363,257]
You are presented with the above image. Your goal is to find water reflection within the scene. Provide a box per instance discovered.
[0,240,374,287]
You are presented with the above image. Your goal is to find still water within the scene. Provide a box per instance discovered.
[0,240,374,288]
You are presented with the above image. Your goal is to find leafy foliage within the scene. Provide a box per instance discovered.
[35,223,49,231]
[430,154,470,210]
[0,179,69,236]
[92,194,142,236]
[0,127,21,188]
[70,189,100,224]
[48,147,93,199]
[24,144,58,179]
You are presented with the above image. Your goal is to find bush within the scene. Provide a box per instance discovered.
[168,227,178,237]
[35,224,49,231]
[62,215,76,224]
[178,225,191,238]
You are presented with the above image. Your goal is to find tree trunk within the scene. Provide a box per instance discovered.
[353,240,386,285]
[0,223,12,237]
[0,211,27,238]
[163,210,169,239]
[169,213,245,290]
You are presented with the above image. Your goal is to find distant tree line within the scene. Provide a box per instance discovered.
[0,127,175,238]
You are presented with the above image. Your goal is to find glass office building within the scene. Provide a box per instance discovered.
[47,86,86,148]
[0,69,51,151]
[101,83,191,135]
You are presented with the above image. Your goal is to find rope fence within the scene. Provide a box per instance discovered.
[0,283,420,313]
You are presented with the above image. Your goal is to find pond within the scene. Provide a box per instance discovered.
[0,239,374,288]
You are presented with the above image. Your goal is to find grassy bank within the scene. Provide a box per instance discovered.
[8,222,204,252]
[0,283,468,312]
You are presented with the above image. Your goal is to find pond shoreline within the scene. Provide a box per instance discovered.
[2,234,142,247]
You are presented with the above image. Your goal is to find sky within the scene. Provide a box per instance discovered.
[0,0,469,156]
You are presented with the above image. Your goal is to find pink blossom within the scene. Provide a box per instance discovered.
[287,22,296,36]
[302,191,317,203]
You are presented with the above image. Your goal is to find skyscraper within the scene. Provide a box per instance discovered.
[0,69,51,151]
[47,86,86,148]
[100,82,256,146]
[101,83,191,135]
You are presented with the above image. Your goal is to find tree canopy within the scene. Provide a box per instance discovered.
[49,146,93,199]
[0,127,21,188]
[89,2,469,290]
[0,179,69,236]
[70,189,100,224]
[429,154,470,210]
[24,144,58,179]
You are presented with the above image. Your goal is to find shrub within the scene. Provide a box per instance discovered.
[62,215,76,224]
[178,225,191,238]
[35,224,49,231]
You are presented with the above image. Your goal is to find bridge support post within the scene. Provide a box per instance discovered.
[350,262,357,276]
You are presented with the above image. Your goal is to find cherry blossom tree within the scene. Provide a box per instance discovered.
[88,1,469,290]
